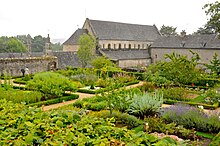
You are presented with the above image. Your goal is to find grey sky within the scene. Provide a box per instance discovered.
[0,0,216,42]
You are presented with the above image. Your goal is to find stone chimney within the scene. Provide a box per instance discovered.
[180,30,186,37]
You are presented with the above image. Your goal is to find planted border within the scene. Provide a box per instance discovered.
[28,94,79,107]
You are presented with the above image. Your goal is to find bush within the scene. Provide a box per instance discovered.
[70,73,98,86]
[162,87,190,101]
[27,72,76,99]
[90,110,144,129]
[0,88,42,104]
[144,117,197,140]
[209,132,220,146]
[127,92,163,119]
[138,82,156,92]
[161,103,220,133]
[29,94,79,107]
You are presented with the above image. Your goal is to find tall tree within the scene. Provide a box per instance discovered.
[205,53,220,76]
[77,34,96,67]
[193,25,215,35]
[6,37,27,53]
[160,25,178,36]
[31,35,45,52]
[203,1,220,34]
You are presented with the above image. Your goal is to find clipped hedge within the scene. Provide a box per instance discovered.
[77,80,139,94]
[163,99,219,110]
[28,94,79,107]
[209,132,220,146]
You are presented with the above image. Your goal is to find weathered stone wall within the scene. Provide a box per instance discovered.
[150,48,220,64]
[53,51,82,69]
[99,40,152,49]
[63,45,79,52]
[118,59,151,68]
[0,56,57,77]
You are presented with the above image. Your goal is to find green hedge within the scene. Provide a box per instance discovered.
[163,99,219,110]
[209,132,220,146]
[77,80,139,94]
[28,94,79,107]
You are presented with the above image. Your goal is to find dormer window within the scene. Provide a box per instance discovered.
[108,44,111,49]
[129,44,131,49]
[138,44,140,49]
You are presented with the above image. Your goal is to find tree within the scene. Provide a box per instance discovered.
[77,34,96,67]
[91,56,114,69]
[193,25,215,35]
[6,37,27,53]
[203,1,220,34]
[160,25,178,36]
[205,53,220,76]
[31,35,46,52]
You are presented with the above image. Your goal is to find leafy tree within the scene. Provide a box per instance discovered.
[51,42,63,51]
[31,35,45,52]
[193,25,215,35]
[203,1,220,34]
[160,25,178,36]
[91,56,114,69]
[6,37,27,53]
[146,51,202,85]
[77,34,96,67]
[205,53,220,76]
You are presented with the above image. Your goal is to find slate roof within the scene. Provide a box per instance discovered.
[52,52,82,68]
[151,34,220,49]
[63,29,88,45]
[99,49,150,61]
[86,19,161,41]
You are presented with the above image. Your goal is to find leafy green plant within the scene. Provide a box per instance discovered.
[127,92,163,119]
[162,87,191,101]
[26,72,76,99]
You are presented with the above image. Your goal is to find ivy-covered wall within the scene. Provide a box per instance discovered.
[0,56,58,77]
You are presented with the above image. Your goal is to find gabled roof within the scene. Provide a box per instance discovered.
[151,34,220,49]
[85,18,161,41]
[63,29,88,45]
[99,49,150,61]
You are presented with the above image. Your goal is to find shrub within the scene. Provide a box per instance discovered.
[0,88,42,104]
[209,131,220,146]
[162,87,190,101]
[89,110,144,129]
[26,72,76,99]
[29,94,79,107]
[70,73,98,86]
[127,92,163,119]
[161,103,220,133]
[138,82,156,92]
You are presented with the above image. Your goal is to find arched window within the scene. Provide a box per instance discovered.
[129,44,131,49]
[114,44,116,49]
[134,44,136,49]
[119,44,121,49]
[138,44,140,49]
[124,44,126,48]
[108,44,111,49]
[142,44,145,49]
[103,44,105,49]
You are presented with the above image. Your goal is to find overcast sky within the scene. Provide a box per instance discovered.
[0,0,216,42]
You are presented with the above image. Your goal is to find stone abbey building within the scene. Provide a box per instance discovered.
[1,18,220,76]
[63,18,220,67]
[63,18,161,68]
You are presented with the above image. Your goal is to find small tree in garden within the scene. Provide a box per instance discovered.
[205,53,220,77]
[146,51,203,86]
[77,34,96,67]
[91,56,115,69]
[27,72,76,99]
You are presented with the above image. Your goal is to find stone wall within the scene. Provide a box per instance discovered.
[118,59,151,68]
[63,45,79,52]
[53,51,82,69]
[99,40,152,49]
[150,48,220,64]
[0,56,57,77]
